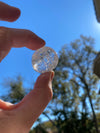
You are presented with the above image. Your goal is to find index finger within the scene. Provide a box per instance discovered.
[0,2,20,22]
[0,27,45,62]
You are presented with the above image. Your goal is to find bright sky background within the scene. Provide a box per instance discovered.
[0,0,100,94]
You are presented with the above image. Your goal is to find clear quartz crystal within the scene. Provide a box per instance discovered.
[32,46,58,73]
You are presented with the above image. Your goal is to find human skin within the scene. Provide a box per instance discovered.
[0,2,54,133]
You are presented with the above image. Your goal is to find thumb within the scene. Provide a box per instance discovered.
[14,71,54,129]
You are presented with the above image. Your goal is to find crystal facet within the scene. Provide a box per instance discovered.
[32,46,58,73]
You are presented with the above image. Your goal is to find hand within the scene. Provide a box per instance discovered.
[0,2,54,133]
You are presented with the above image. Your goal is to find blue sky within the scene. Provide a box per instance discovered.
[0,0,100,94]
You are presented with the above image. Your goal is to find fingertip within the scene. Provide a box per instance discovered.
[0,2,21,22]
[28,34,46,50]
[34,71,54,89]
[39,39,46,48]
[11,28,45,50]
[8,8,21,22]
[31,39,45,50]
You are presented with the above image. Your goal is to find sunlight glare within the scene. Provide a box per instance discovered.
[93,18,100,33]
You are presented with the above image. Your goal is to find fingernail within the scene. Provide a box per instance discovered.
[37,37,46,47]
[34,33,45,46]
[50,71,54,81]
[40,71,54,81]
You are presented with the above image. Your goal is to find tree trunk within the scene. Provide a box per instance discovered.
[43,112,60,133]
[86,86,99,133]
[80,76,99,133]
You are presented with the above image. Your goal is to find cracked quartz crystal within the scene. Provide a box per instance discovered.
[32,46,58,73]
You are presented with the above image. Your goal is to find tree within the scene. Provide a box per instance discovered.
[44,35,100,133]
[1,76,27,103]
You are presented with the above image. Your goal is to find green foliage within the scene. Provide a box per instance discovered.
[31,112,95,133]
[53,35,99,113]
[47,35,99,132]
[29,124,48,133]
[60,112,95,133]
[1,76,26,103]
